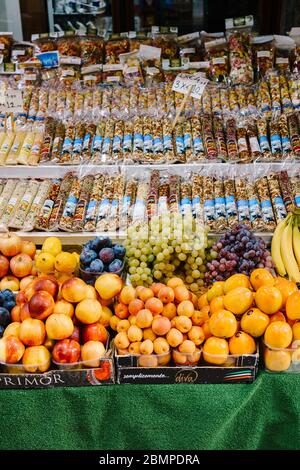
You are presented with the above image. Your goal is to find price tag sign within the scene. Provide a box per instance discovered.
[0,88,23,114]
[172,73,208,99]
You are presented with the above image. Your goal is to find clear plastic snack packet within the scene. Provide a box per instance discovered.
[190,116,205,162]
[288,75,300,111]
[235,176,251,228]
[252,36,274,78]
[224,176,238,228]
[274,34,295,73]
[17,131,35,165]
[158,176,170,216]
[48,173,74,231]
[278,170,294,213]
[0,179,18,219]
[279,74,293,113]
[237,123,251,163]
[247,121,262,161]
[201,115,218,160]
[50,121,65,162]
[35,179,61,231]
[213,116,227,161]
[269,118,282,159]
[256,117,272,160]
[202,174,215,228]
[90,121,105,163]
[120,177,137,230]
[107,173,126,231]
[64,174,94,232]
[174,122,186,163]
[112,120,124,163]
[151,26,178,60]
[210,84,222,115]
[213,177,227,231]
[255,175,276,231]
[6,131,26,165]
[225,117,239,161]
[28,131,44,165]
[96,173,118,231]
[169,173,181,215]
[9,179,39,229]
[278,114,292,157]
[105,34,129,64]
[288,113,300,158]
[82,123,96,162]
[247,174,264,231]
[227,29,253,84]
[147,170,160,220]
[132,176,150,224]
[84,174,104,232]
[269,71,282,115]
[79,35,104,66]
[132,116,143,163]
[257,79,272,119]
[191,173,204,224]
[205,37,229,82]
[23,179,51,231]
[0,179,26,229]
[60,123,75,164]
[267,172,287,223]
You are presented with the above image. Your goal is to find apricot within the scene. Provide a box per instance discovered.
[99,306,113,327]
[264,348,291,371]
[152,316,171,336]
[192,307,210,326]
[224,274,251,294]
[128,314,137,325]
[209,310,237,338]
[127,325,143,342]
[117,348,129,356]
[241,308,270,337]
[167,277,184,289]
[115,302,129,319]
[174,285,190,302]
[189,292,198,309]
[188,326,205,346]
[153,337,170,355]
[264,321,292,349]
[255,286,282,315]
[138,355,158,367]
[114,331,130,350]
[179,340,196,354]
[250,268,274,291]
[136,309,153,329]
[203,337,229,365]
[224,287,254,315]
[138,287,154,302]
[143,328,157,341]
[128,341,141,354]
[210,296,225,315]
[145,297,163,315]
[119,285,136,305]
[202,320,212,339]
[173,349,187,365]
[116,319,131,333]
[151,283,165,296]
[109,315,119,331]
[158,286,174,304]
[174,315,192,334]
[177,300,194,317]
[166,328,183,347]
[128,299,144,315]
[162,302,177,320]
[139,339,154,355]
[228,331,256,355]
[157,352,171,366]
[198,293,208,309]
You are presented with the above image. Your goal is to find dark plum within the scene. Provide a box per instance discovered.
[113,244,126,259]
[99,247,115,265]
[80,250,97,266]
[90,259,104,273]
[0,307,10,327]
[108,259,123,273]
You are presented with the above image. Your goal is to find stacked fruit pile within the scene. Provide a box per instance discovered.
[0,233,38,291]
[35,236,79,277]
[0,272,123,372]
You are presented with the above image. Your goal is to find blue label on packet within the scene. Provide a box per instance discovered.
[134,133,143,140]
[249,198,259,206]
[259,136,268,143]
[192,196,200,205]
[181,197,191,205]
[274,196,284,205]
[237,200,248,207]
[204,200,214,207]
[36,51,59,68]
[271,134,281,143]
[225,196,235,204]
[261,200,272,208]
[295,196,300,206]
[215,197,225,205]
[144,134,152,142]
[124,134,132,143]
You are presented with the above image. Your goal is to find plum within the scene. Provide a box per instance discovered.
[90,259,104,273]
[108,259,123,273]
[80,249,97,266]
[113,244,126,259]
[99,248,115,265]
[0,307,10,327]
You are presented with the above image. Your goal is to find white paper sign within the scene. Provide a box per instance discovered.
[139,44,161,60]
[0,88,23,114]
[172,73,208,100]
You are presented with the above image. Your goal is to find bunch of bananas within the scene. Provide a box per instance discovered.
[271,209,300,282]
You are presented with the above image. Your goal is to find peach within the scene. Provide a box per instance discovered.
[128,299,144,315]
[25,277,59,301]
[162,302,177,320]
[0,276,19,291]
[190,292,198,308]
[0,335,25,363]
[127,325,143,342]
[84,285,98,300]
[115,302,129,319]
[69,325,80,343]
[19,276,36,291]
[158,286,175,304]
[173,349,187,365]
[177,300,194,318]
[192,308,210,326]
[43,336,55,351]
[179,340,196,353]
[128,314,137,325]
[75,299,102,324]
[22,345,51,372]
[135,286,145,297]
[95,273,123,300]
[138,287,154,302]
[61,277,87,303]
[119,285,136,305]
[136,309,153,328]
[99,306,113,327]
[11,305,21,322]
[167,277,184,289]
[129,341,142,354]
[28,291,54,321]
[45,314,74,340]
[116,319,131,332]
[140,339,154,355]
[52,339,80,364]
[4,322,21,338]
[10,253,32,278]
[20,302,31,322]
[174,315,192,333]
[82,323,108,344]
[0,254,9,278]
[19,318,46,346]
[21,240,36,259]
[53,300,73,318]
[152,316,171,336]
[166,328,184,348]
[138,355,158,367]
[174,285,190,302]
[81,340,106,367]
[143,328,157,341]
[114,331,130,350]
[188,326,205,346]
[16,291,26,306]
[145,297,164,315]
[151,282,165,296]
[109,315,119,331]
[153,337,170,355]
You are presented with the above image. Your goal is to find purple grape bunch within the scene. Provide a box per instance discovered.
[205,225,273,284]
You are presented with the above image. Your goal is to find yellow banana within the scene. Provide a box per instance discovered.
[271,218,288,276]
[293,225,300,268]
[281,220,300,282]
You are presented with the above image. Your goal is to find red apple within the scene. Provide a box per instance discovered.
[0,233,21,257]
[0,255,9,278]
[10,253,32,278]
[82,323,108,344]
[22,345,51,372]
[0,335,25,363]
[28,291,54,320]
[52,339,81,364]
[20,240,36,259]
[69,325,80,343]
[19,318,46,346]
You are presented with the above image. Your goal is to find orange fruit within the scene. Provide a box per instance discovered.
[198,293,208,309]
[274,278,297,310]
[206,282,224,302]
[228,331,256,355]
[292,322,300,340]
[264,348,291,371]
[202,320,212,339]
[250,268,275,291]
[209,296,225,314]
[223,274,251,294]
[241,308,269,337]
[209,310,237,338]
[191,307,210,326]
[255,286,282,315]
[202,337,229,365]
[223,287,254,315]
[264,321,293,348]
[286,291,300,321]
[269,311,286,323]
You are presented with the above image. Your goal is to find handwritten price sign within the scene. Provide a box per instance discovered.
[0,88,23,114]
[172,73,208,100]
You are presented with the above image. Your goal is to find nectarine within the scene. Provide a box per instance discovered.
[22,345,51,372]
[3,322,21,338]
[75,299,102,324]
[95,273,122,300]
[28,291,54,321]
[45,313,74,340]
[81,340,106,367]
[82,323,108,344]
[0,335,25,363]
[19,318,46,346]
[52,339,81,363]
[10,254,32,278]
[53,299,74,318]
[61,277,87,303]
[99,306,113,327]
[152,316,171,336]
[136,309,153,328]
